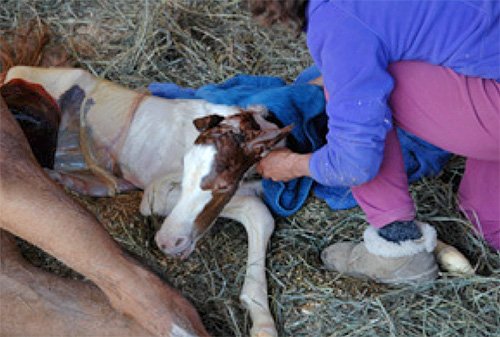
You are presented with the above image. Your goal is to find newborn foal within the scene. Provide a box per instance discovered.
[155,111,292,337]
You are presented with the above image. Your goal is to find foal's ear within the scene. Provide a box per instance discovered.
[244,124,294,157]
[193,114,225,132]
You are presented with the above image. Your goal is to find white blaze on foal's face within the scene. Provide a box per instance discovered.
[155,144,216,259]
[155,110,293,259]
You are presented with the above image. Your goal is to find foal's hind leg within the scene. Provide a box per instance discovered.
[47,169,138,196]
[0,230,153,336]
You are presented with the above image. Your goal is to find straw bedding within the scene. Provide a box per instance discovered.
[2,1,499,336]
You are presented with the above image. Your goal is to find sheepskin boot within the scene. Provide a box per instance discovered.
[321,222,439,284]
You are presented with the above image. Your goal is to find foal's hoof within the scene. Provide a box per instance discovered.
[250,325,278,337]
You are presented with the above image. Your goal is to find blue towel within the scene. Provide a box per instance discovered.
[149,66,450,216]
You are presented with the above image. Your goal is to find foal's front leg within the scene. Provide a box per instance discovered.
[221,194,277,337]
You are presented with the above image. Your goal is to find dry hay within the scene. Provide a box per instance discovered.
[2,1,499,337]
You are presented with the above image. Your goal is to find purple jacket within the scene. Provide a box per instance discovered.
[306,0,499,187]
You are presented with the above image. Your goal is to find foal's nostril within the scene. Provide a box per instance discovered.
[155,233,189,253]
[175,237,188,248]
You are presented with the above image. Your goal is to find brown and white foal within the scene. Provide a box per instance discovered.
[3,65,290,337]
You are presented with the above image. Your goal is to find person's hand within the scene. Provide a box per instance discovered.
[256,148,312,182]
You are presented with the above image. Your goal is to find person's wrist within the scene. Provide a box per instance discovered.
[291,153,312,178]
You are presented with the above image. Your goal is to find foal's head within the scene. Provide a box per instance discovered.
[155,109,292,258]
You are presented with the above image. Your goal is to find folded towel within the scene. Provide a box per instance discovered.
[149,66,450,216]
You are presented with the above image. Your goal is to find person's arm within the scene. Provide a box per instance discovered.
[258,3,395,186]
[306,3,394,187]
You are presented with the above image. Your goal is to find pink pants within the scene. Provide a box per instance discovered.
[350,61,500,250]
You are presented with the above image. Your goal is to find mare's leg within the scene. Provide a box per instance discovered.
[0,97,210,337]
[221,192,277,337]
[0,230,153,336]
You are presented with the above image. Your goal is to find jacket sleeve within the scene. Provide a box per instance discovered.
[306,4,395,187]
